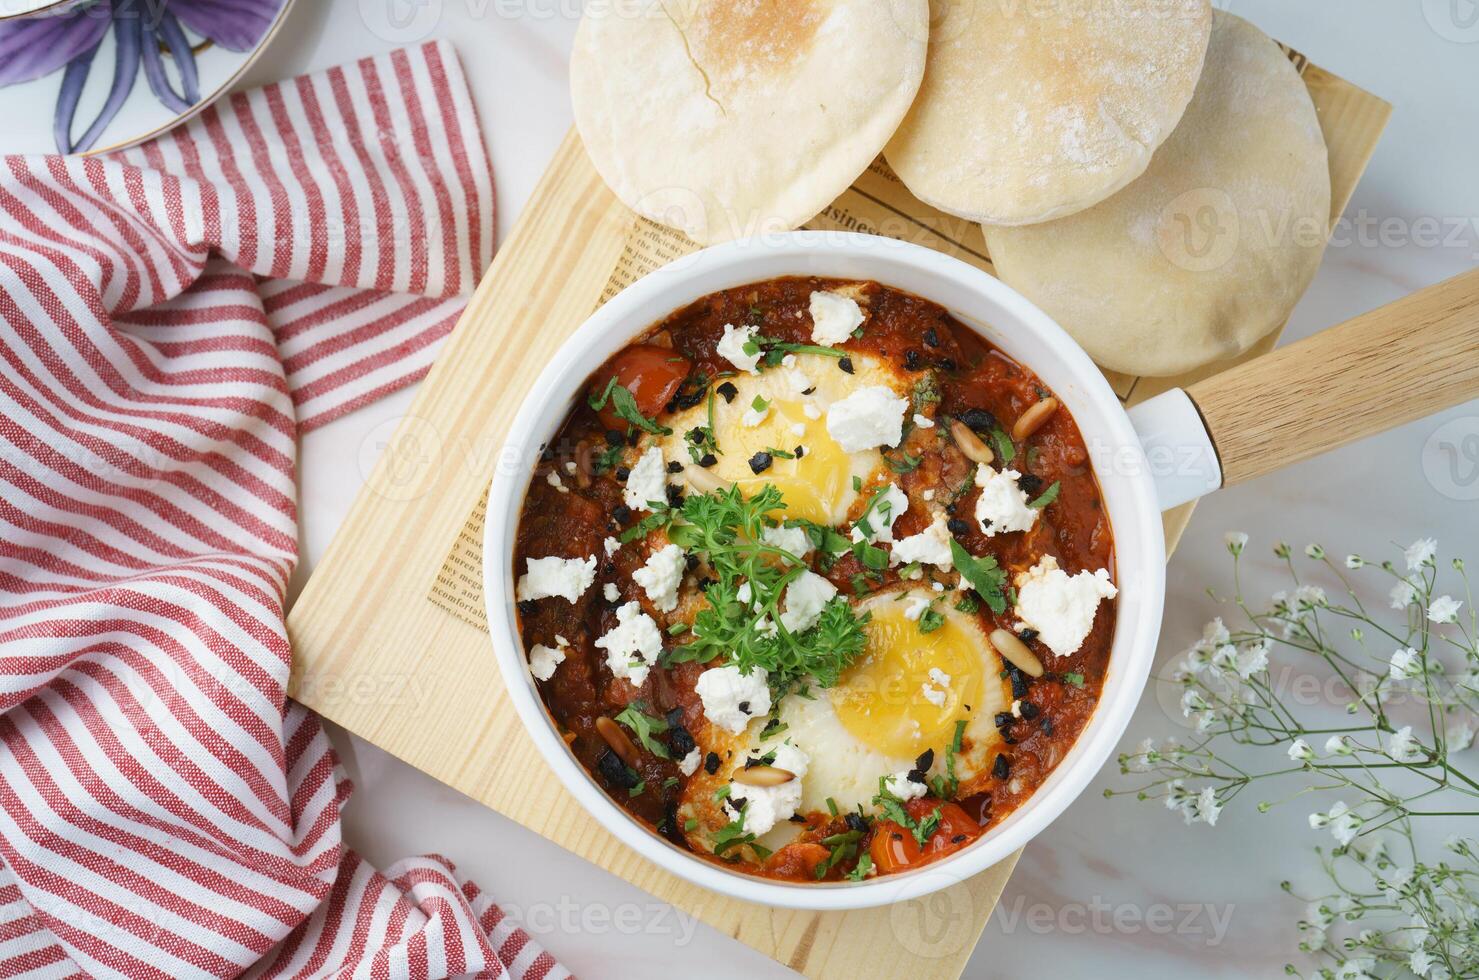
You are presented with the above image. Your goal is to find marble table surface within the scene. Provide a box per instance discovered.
[243,1,1479,975]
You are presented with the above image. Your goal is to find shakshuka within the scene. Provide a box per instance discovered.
[512,277,1116,883]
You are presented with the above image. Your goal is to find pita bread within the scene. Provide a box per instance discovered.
[884,0,1212,226]
[571,0,929,245]
[983,11,1331,377]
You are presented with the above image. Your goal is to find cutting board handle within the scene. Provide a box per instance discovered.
[1184,267,1479,488]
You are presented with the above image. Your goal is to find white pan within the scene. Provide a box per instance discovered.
[484,232,1479,911]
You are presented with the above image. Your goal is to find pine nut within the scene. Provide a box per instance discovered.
[731,765,796,787]
[684,465,731,495]
[990,628,1044,678]
[1011,397,1059,442]
[950,419,995,466]
[596,716,640,768]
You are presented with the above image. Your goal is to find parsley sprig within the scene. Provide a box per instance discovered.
[656,486,869,694]
[589,376,672,436]
[614,702,670,759]
[949,539,1009,614]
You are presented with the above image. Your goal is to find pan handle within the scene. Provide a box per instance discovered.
[1128,266,1479,511]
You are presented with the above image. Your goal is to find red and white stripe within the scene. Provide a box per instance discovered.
[0,41,567,979]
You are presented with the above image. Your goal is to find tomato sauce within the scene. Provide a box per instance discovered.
[513,277,1115,881]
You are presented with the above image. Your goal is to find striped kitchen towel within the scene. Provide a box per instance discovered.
[0,40,566,980]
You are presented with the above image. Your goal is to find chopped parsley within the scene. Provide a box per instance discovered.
[845,853,874,881]
[1027,480,1060,510]
[615,702,671,759]
[918,604,945,634]
[663,485,869,693]
[884,450,922,474]
[989,427,1016,463]
[872,778,942,849]
[588,376,671,436]
[954,592,980,615]
[1064,672,1086,688]
[948,539,1008,615]
[929,719,968,800]
[814,829,865,880]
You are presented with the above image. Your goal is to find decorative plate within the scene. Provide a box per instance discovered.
[0,0,295,155]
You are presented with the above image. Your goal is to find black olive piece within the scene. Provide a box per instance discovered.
[915,748,935,772]
[516,600,537,619]
[603,561,616,576]
[667,460,684,474]
[604,429,625,447]
[923,327,940,348]
[597,749,639,789]
[957,407,998,435]
[613,504,632,525]
[627,429,640,446]
[760,716,781,736]
[1019,628,1040,643]
[1018,473,1044,497]
[539,446,554,462]
[794,445,805,459]
[944,503,957,515]
[666,485,685,508]
[980,517,994,531]
[951,834,968,844]
[659,800,684,845]
[1002,733,1018,746]
[699,452,717,467]
[674,387,705,410]
[704,752,721,775]
[994,711,1013,730]
[838,356,855,374]
[1019,701,1041,720]
[685,554,699,572]
[717,381,738,403]
[1009,667,1029,699]
[737,700,751,715]
[668,725,696,759]
[665,706,685,727]
[992,754,1011,780]
[845,812,869,834]
[947,517,970,536]
[937,357,957,371]
[664,398,678,414]
[904,349,922,371]
[907,768,927,785]
[748,451,773,475]
[615,466,631,481]
[801,386,816,396]
[789,814,808,823]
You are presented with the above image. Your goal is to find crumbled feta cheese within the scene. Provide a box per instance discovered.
[1014,555,1118,658]
[922,667,952,705]
[921,489,935,502]
[932,581,945,592]
[791,422,806,436]
[809,290,865,346]
[974,465,1038,537]
[781,354,797,368]
[884,767,928,801]
[761,524,812,558]
[603,536,621,557]
[803,403,821,420]
[913,414,935,429]
[603,582,620,602]
[716,322,762,374]
[563,460,577,473]
[724,741,809,835]
[623,446,669,511]
[594,601,664,686]
[678,747,702,776]
[784,369,813,395]
[851,483,909,544]
[632,543,686,613]
[695,664,771,734]
[528,643,566,681]
[741,402,770,427]
[890,514,954,569]
[780,571,838,634]
[546,471,568,493]
[903,596,931,621]
[1010,699,1023,718]
[826,386,908,453]
[516,555,597,603]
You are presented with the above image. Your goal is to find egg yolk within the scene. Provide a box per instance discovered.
[829,602,984,759]
[711,399,852,525]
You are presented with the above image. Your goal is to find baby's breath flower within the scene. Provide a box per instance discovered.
[1274,541,1292,559]
[1305,543,1325,559]
[1389,577,1420,610]
[1325,735,1355,756]
[1409,948,1436,977]
[1235,638,1270,679]
[1307,900,1336,928]
[1427,594,1462,624]
[1446,719,1474,752]
[1288,738,1314,762]
[1224,531,1248,556]
[1326,801,1362,846]
[1335,957,1377,980]
[1344,554,1364,569]
[1293,585,1327,609]
[1384,726,1425,764]
[1194,786,1222,827]
[1180,688,1209,718]
[1404,537,1437,571]
[1388,647,1423,681]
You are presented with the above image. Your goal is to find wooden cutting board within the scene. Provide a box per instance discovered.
[286,46,1389,979]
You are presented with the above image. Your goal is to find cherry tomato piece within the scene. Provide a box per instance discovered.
[868,800,983,875]
[594,345,691,431]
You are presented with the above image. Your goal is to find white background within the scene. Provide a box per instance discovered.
[244,2,1479,976]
